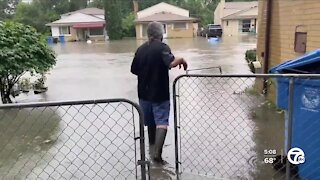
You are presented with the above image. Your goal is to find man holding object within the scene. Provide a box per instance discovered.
[131,21,188,163]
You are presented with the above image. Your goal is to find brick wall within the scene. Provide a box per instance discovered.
[257,0,320,68]
[257,0,320,102]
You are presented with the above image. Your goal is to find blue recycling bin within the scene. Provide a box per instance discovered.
[47,36,53,44]
[270,49,320,109]
[59,35,65,43]
[270,49,320,179]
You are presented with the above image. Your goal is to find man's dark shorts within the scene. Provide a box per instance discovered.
[139,99,170,126]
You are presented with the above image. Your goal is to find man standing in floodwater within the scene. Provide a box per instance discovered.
[131,21,188,163]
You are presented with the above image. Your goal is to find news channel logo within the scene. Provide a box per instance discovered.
[287,147,305,165]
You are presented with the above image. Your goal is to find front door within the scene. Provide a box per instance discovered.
[163,24,168,38]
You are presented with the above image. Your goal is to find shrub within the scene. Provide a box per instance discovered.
[245,49,257,63]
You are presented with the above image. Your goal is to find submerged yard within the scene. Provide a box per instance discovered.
[0,36,286,179]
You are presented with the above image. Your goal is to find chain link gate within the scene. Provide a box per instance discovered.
[173,74,320,180]
[0,99,149,180]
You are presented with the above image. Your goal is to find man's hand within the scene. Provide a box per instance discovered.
[170,57,188,70]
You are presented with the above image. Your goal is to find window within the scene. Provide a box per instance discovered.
[59,26,70,35]
[294,32,307,53]
[240,19,251,32]
[90,28,104,36]
[226,21,229,26]
[142,24,148,37]
[173,23,187,30]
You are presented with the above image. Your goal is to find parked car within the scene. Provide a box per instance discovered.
[201,24,223,37]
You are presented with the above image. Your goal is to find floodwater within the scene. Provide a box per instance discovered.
[0,36,287,179]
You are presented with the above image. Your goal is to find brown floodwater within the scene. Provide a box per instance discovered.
[0,36,288,179]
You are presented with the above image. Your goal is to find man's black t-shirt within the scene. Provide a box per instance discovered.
[131,40,175,102]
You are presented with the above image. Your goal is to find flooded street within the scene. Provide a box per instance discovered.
[1,36,287,179]
[21,36,256,102]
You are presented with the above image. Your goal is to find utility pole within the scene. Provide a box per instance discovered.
[133,0,139,18]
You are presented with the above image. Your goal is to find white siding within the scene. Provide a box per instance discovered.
[137,2,189,19]
[222,20,239,36]
[51,26,60,37]
[214,1,225,25]
[193,23,198,36]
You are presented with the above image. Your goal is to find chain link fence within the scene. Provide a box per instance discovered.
[0,99,148,180]
[173,74,320,180]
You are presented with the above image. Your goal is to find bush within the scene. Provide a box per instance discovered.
[245,49,257,73]
[0,21,56,103]
[121,13,135,38]
[245,49,257,63]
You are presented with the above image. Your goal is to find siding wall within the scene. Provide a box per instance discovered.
[167,22,194,38]
[222,19,257,36]
[257,0,320,100]
[51,26,60,37]
[214,2,223,25]
[135,22,195,39]
[257,0,320,69]
[135,24,142,39]
[222,20,239,36]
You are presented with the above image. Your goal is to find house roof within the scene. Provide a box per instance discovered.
[62,8,104,16]
[222,6,258,20]
[47,12,105,26]
[135,12,197,23]
[137,2,188,16]
[222,1,258,19]
[225,1,258,10]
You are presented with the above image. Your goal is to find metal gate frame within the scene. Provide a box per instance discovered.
[0,98,149,180]
[173,74,320,180]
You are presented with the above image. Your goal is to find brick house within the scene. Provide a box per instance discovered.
[257,0,320,97]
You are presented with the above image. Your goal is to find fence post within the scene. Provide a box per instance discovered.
[173,77,180,179]
[138,105,147,180]
[286,77,295,180]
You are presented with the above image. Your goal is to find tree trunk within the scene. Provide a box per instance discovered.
[0,78,5,104]
[0,77,13,104]
[3,92,12,104]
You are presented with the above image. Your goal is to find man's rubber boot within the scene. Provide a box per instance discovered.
[153,128,167,163]
[148,125,156,158]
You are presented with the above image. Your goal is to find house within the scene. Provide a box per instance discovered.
[46,8,107,42]
[256,0,320,97]
[21,0,32,3]
[214,0,258,36]
[134,2,198,39]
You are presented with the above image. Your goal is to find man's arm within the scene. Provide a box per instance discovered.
[162,45,188,70]
[169,57,188,70]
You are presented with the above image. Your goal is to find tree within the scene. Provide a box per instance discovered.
[89,0,104,9]
[121,12,135,37]
[13,0,76,34]
[69,0,88,11]
[0,0,20,20]
[104,0,123,40]
[0,21,56,103]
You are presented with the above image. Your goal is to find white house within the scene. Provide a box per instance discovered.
[46,8,107,42]
[22,0,32,3]
[214,0,258,36]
